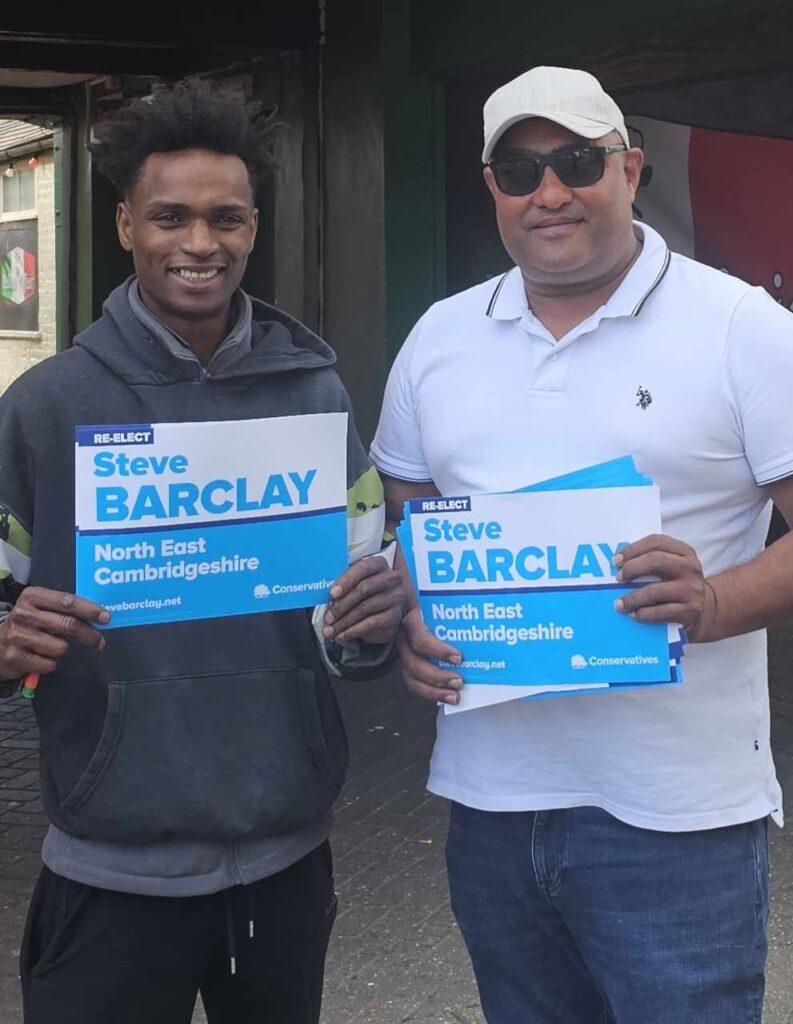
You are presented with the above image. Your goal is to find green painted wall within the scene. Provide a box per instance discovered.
[323,0,388,444]
[382,0,446,360]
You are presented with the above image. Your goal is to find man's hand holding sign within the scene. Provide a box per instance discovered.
[0,588,110,680]
[397,532,710,708]
[613,534,715,641]
[324,556,404,645]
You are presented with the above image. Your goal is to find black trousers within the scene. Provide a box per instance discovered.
[21,843,337,1024]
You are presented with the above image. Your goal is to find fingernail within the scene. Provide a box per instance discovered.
[615,570,623,582]
[99,637,107,651]
[99,611,110,623]
[449,676,463,689]
[614,598,625,612]
[324,611,334,624]
[613,553,623,567]
[444,693,459,706]
[323,626,334,638]
[449,654,462,666]
[330,586,342,599]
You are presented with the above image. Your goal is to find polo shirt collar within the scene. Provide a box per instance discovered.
[485,222,671,322]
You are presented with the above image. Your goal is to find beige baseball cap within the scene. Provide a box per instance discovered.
[482,66,630,163]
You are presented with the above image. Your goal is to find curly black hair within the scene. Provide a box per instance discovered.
[90,78,274,198]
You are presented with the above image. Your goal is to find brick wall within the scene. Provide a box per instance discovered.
[0,153,57,394]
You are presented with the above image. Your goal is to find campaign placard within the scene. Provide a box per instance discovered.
[75,414,349,628]
[408,486,672,687]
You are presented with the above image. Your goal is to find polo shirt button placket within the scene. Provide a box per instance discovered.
[533,347,570,393]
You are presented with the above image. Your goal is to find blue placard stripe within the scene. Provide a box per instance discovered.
[419,581,645,597]
[77,504,347,537]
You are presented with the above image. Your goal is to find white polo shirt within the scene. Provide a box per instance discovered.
[371,223,793,832]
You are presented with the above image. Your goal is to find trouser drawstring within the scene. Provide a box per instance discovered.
[224,890,237,976]
[224,886,257,975]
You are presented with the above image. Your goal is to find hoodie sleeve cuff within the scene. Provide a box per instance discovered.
[312,544,399,679]
[323,637,397,681]
[0,607,21,699]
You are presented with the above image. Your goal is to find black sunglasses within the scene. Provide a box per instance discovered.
[488,144,627,197]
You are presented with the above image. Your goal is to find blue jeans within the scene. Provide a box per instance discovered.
[446,804,768,1024]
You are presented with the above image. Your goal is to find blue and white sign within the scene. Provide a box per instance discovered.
[75,414,349,628]
[409,485,672,689]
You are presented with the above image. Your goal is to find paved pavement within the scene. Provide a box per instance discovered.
[2,631,793,1023]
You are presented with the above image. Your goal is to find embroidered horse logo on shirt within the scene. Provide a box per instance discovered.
[636,386,653,411]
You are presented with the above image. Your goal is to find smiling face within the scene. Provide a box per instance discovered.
[483,118,643,295]
[116,148,258,330]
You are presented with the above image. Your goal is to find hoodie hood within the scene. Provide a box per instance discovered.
[75,279,336,386]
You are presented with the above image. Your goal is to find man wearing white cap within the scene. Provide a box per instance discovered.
[371,65,793,1022]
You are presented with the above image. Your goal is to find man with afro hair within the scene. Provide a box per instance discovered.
[0,78,404,1023]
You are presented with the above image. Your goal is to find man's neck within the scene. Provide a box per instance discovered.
[524,234,643,341]
[137,287,233,366]
[172,313,231,366]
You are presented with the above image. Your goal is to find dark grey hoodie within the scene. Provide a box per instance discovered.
[0,282,390,895]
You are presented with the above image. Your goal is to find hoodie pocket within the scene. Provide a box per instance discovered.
[59,668,347,843]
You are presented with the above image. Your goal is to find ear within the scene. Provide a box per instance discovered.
[249,208,259,252]
[116,202,133,252]
[622,148,644,203]
[483,165,499,200]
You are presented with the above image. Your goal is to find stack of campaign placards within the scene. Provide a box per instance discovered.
[397,458,686,714]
